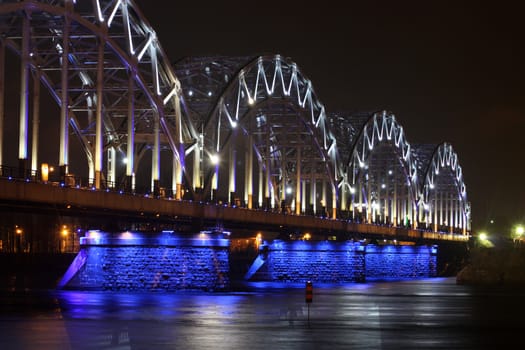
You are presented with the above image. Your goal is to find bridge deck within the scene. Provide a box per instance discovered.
[0,178,468,242]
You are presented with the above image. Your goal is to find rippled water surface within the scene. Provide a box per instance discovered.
[1,277,524,349]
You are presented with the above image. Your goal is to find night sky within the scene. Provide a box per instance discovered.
[136,1,524,233]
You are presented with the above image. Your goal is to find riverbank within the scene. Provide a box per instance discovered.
[456,246,525,285]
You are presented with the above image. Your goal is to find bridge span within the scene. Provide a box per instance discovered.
[0,1,471,245]
[0,176,467,244]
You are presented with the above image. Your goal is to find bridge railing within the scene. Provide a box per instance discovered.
[0,165,470,239]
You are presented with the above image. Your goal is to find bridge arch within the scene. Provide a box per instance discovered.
[421,142,470,234]
[344,111,419,227]
[185,55,338,216]
[0,0,187,195]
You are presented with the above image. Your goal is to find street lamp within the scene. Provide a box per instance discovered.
[61,225,69,252]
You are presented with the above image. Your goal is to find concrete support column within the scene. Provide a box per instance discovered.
[193,135,202,192]
[0,40,4,171]
[301,179,306,214]
[367,177,372,223]
[322,180,327,216]
[311,173,317,215]
[295,147,301,215]
[152,113,160,195]
[228,146,236,204]
[174,93,184,200]
[245,136,253,208]
[126,72,135,192]
[258,165,263,209]
[31,69,41,177]
[59,12,70,180]
[433,197,438,232]
[94,36,104,189]
[19,13,30,177]
[107,147,115,187]
[439,191,443,226]
[393,180,397,225]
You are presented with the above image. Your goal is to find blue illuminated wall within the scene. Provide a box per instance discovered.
[59,231,230,291]
[365,244,437,280]
[251,240,366,283]
[248,241,437,283]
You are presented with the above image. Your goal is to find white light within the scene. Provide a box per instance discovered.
[388,170,393,175]
[479,232,487,240]
[188,90,193,96]
[210,154,219,165]
[381,184,386,189]
[248,97,254,105]
[349,187,355,194]
[123,157,128,164]
[231,121,238,128]
[359,161,365,168]
[207,91,212,97]
[286,187,292,195]
[429,183,435,189]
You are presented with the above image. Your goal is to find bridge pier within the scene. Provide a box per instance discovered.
[58,231,230,291]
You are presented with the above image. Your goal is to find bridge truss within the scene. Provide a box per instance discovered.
[0,0,470,235]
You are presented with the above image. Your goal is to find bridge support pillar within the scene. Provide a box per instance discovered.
[153,179,160,197]
[176,183,182,200]
[18,158,27,179]
[58,164,68,183]
[95,170,101,189]
[125,175,133,193]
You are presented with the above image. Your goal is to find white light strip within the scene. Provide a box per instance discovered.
[163,86,177,105]
[95,0,105,22]
[107,0,121,27]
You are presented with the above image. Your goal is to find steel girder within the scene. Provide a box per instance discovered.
[0,0,189,188]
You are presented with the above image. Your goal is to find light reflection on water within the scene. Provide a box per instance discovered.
[1,278,525,349]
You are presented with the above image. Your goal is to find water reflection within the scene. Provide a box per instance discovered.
[1,278,525,349]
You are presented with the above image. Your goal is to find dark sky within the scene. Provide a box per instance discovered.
[137,0,524,233]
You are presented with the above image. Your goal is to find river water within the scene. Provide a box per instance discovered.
[1,277,524,349]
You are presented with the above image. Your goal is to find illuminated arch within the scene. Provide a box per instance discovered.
[345,111,418,227]
[421,142,470,234]
[0,0,188,194]
[182,54,338,216]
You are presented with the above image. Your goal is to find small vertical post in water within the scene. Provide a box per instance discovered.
[305,280,313,327]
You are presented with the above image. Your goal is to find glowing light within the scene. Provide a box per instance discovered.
[188,90,193,96]
[479,232,487,240]
[248,97,254,105]
[516,225,524,236]
[121,231,134,240]
[231,121,238,128]
[207,91,212,97]
[388,170,393,175]
[286,186,292,195]
[210,154,219,165]
[303,233,311,240]
[381,184,386,189]
[123,157,128,164]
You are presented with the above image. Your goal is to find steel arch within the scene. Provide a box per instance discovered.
[0,0,187,193]
[185,54,338,215]
[345,111,418,226]
[421,142,470,233]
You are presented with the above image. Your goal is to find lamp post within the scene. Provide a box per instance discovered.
[61,225,69,252]
[15,225,23,253]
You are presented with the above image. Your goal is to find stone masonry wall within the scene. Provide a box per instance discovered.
[254,241,436,283]
[66,241,229,291]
